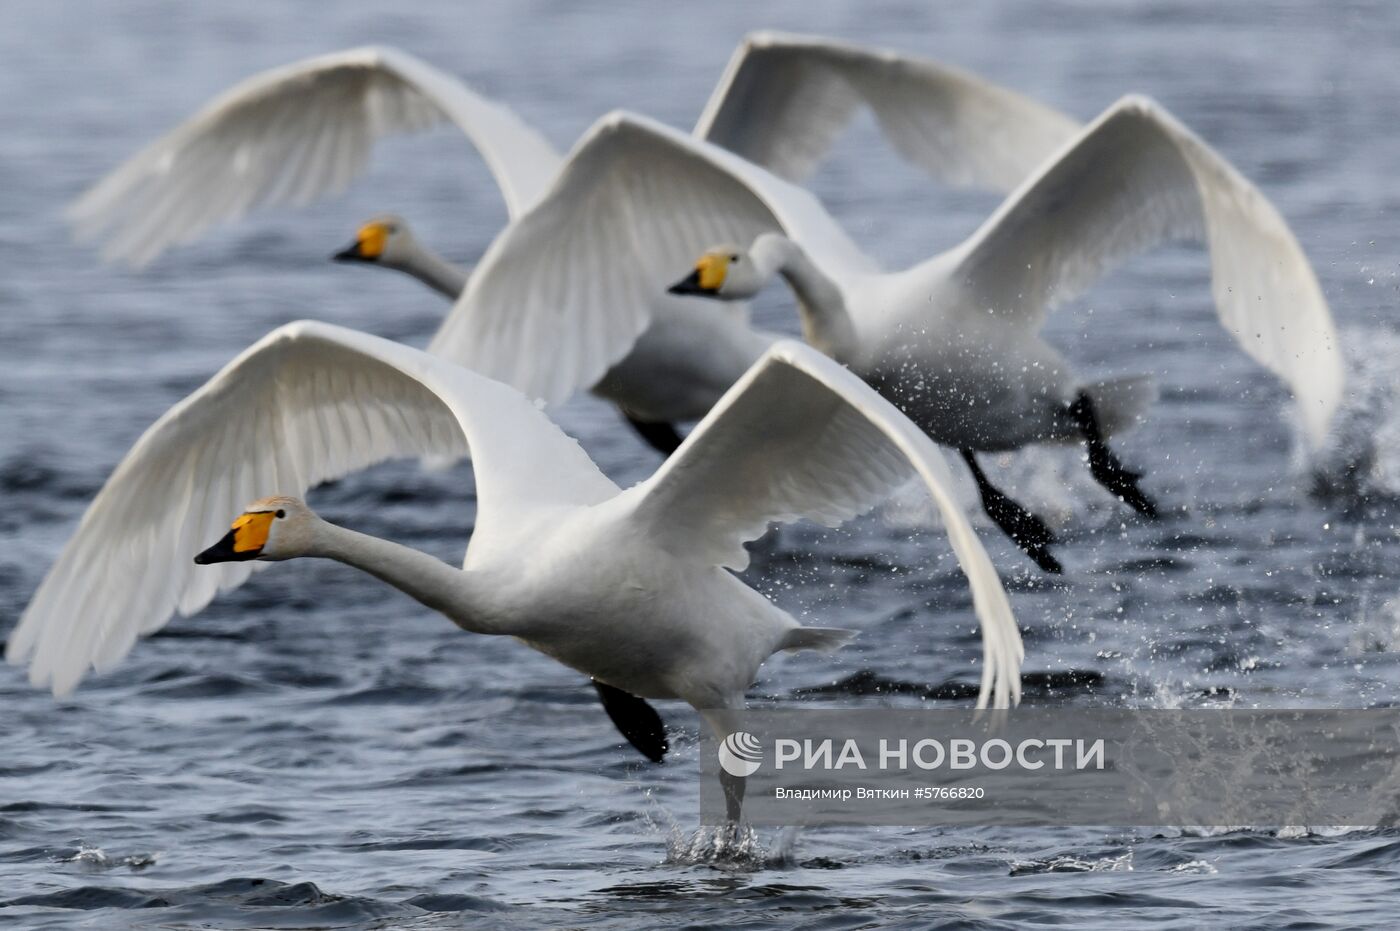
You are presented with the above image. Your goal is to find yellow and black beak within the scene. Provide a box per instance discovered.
[667,254,728,297]
[332,222,388,263]
[194,511,274,565]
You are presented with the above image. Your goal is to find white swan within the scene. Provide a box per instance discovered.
[654,95,1344,570]
[69,36,1077,452]
[4,321,1021,814]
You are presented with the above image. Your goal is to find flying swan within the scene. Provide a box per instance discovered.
[661,95,1342,574]
[5,322,1022,817]
[68,35,1078,453]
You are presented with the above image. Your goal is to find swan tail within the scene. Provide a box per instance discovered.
[1076,375,1157,439]
[778,626,857,653]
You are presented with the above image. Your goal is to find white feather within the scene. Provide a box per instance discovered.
[68,46,561,266]
[697,30,1080,190]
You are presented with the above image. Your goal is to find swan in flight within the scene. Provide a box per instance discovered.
[68,36,1078,453]
[615,96,1333,573]
[5,322,1021,817]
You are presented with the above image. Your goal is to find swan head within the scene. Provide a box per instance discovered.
[667,244,764,301]
[194,496,318,565]
[332,215,418,268]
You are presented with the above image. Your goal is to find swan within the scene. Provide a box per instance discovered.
[4,321,1022,819]
[657,95,1343,571]
[415,100,1334,575]
[69,36,1077,453]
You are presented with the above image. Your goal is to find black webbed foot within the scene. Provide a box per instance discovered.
[593,680,668,763]
[960,450,1063,574]
[1068,392,1158,518]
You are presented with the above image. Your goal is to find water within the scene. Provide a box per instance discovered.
[2,1,1399,927]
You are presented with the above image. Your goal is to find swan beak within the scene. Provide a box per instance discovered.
[332,222,388,263]
[194,530,245,564]
[332,241,368,263]
[194,511,274,564]
[668,254,728,296]
[667,268,711,296]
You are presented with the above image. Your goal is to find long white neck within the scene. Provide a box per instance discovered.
[310,520,506,635]
[753,233,857,361]
[386,239,470,300]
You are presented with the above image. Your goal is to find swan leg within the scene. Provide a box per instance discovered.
[624,415,685,455]
[959,450,1063,574]
[698,705,748,825]
[719,767,747,825]
[1068,391,1158,518]
[592,681,668,763]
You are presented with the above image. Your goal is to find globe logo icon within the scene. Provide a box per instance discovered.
[718,731,763,777]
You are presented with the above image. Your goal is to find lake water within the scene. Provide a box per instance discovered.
[3,1,1400,927]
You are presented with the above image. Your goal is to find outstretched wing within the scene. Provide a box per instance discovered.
[697,31,1080,190]
[6,321,616,696]
[429,110,872,406]
[69,46,561,266]
[949,95,1342,447]
[622,340,1022,710]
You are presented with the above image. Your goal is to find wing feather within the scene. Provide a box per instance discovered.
[951,95,1342,446]
[69,46,561,266]
[697,31,1080,191]
[428,111,872,406]
[624,341,1022,709]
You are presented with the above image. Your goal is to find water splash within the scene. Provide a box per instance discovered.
[1309,325,1400,501]
[1168,858,1218,874]
[665,823,767,869]
[61,843,159,871]
[1009,849,1133,875]
[1349,591,1400,654]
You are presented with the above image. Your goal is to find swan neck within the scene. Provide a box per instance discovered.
[765,237,856,360]
[311,521,504,634]
[390,240,470,300]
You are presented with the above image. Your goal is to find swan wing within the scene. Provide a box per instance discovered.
[624,340,1021,709]
[950,95,1342,446]
[5,321,615,696]
[696,31,1080,190]
[69,46,561,266]
[429,110,870,406]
